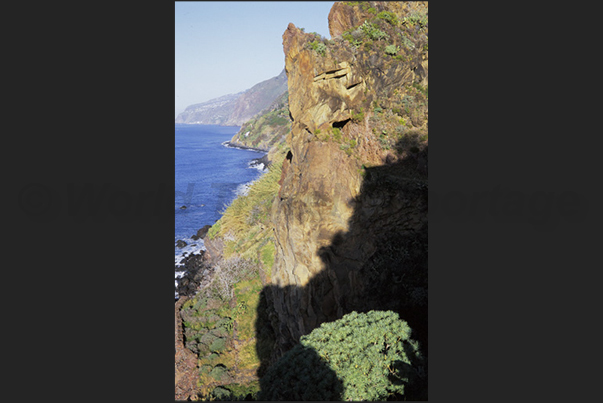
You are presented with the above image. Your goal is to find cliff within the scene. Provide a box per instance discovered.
[228,91,291,151]
[176,1,428,399]
[175,69,288,126]
[265,0,428,367]
[175,92,242,125]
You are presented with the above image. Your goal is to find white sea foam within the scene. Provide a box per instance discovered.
[248,159,268,173]
[174,237,206,266]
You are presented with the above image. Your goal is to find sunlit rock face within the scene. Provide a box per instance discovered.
[267,1,428,361]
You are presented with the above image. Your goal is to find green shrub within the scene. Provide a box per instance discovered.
[402,10,428,28]
[400,33,415,50]
[332,127,342,142]
[342,28,364,47]
[376,11,399,25]
[308,40,327,56]
[379,134,391,150]
[351,107,365,122]
[259,311,424,401]
[360,21,388,41]
[209,337,226,353]
[209,364,228,381]
[385,44,399,56]
[211,386,231,400]
[199,364,212,375]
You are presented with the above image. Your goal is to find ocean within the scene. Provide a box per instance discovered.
[175,124,267,297]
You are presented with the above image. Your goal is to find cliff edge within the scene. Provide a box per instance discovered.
[266,0,428,367]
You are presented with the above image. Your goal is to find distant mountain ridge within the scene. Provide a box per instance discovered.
[175,69,288,126]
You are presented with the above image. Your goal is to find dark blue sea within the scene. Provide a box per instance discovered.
[175,124,267,294]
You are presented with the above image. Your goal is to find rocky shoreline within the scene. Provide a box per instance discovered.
[174,225,224,299]
[222,140,269,153]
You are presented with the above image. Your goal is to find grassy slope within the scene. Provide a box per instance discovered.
[180,148,287,400]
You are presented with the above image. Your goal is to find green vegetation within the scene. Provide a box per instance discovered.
[384,44,399,56]
[308,40,327,56]
[182,149,286,399]
[340,137,357,156]
[232,92,290,150]
[259,311,424,401]
[210,382,260,401]
[213,153,283,243]
[402,10,428,28]
[332,127,342,142]
[351,107,365,123]
[400,33,415,50]
[379,133,390,150]
[376,11,399,26]
[413,82,428,98]
[360,21,389,41]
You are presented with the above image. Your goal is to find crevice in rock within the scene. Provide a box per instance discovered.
[346,81,362,90]
[332,119,351,129]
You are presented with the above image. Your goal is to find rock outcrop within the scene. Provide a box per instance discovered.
[264,0,428,365]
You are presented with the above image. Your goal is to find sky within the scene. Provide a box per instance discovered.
[175,1,335,118]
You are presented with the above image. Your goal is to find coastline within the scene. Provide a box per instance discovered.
[222,141,269,153]
[175,141,270,300]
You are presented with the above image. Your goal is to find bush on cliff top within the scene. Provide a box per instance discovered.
[258,310,425,401]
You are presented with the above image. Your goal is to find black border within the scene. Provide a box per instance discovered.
[8,1,599,401]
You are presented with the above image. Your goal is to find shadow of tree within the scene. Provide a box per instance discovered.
[255,139,428,400]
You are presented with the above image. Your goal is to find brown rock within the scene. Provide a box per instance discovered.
[267,0,429,363]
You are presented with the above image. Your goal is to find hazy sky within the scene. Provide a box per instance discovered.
[175,1,335,117]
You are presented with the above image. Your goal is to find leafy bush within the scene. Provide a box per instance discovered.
[376,11,399,25]
[209,337,227,353]
[400,33,415,50]
[308,40,327,56]
[360,21,389,41]
[403,10,428,28]
[259,311,424,401]
[211,386,231,400]
[385,44,399,56]
[342,29,364,47]
[209,364,228,381]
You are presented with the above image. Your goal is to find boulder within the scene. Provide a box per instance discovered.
[196,224,212,239]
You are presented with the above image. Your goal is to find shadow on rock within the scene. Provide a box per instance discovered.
[255,139,428,400]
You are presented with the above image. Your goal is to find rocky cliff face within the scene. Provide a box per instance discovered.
[175,69,288,126]
[264,0,428,364]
